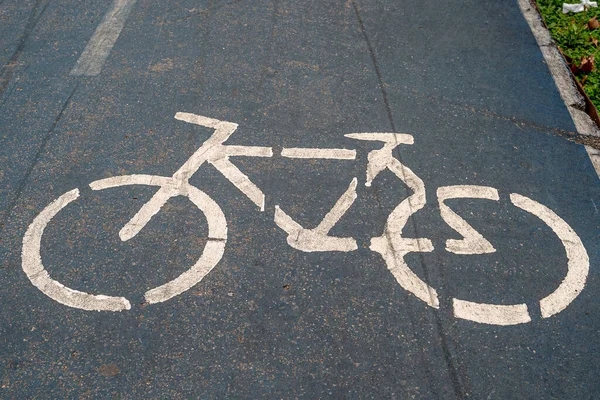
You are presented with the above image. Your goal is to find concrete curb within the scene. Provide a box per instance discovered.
[518,0,600,177]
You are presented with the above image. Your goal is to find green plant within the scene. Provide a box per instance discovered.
[536,0,600,109]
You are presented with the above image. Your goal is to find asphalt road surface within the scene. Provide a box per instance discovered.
[1,0,599,398]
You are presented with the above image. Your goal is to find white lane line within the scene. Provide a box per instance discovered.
[281,148,356,160]
[70,0,137,76]
[518,0,600,179]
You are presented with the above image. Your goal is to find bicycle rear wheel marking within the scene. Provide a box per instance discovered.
[22,175,227,311]
[22,189,132,311]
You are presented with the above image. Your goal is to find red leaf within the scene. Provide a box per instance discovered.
[581,56,595,73]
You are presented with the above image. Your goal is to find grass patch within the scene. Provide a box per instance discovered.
[536,0,600,108]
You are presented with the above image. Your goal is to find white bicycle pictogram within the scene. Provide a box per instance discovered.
[22,112,590,325]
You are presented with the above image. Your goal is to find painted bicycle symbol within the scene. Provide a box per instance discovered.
[22,112,589,325]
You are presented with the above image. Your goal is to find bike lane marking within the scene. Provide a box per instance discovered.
[70,0,137,76]
[19,113,591,322]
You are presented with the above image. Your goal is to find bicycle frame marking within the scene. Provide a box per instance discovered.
[281,148,357,160]
[118,112,272,242]
[275,178,359,252]
[21,112,590,325]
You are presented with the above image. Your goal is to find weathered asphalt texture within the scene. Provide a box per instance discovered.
[1,0,599,398]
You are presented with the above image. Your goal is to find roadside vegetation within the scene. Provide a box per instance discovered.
[536,0,600,109]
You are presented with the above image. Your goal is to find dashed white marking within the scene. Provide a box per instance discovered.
[70,0,137,76]
[281,148,356,160]
[453,299,531,325]
[437,185,498,255]
[274,178,358,252]
[510,193,589,318]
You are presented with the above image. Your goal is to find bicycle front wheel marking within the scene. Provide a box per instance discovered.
[450,193,589,325]
[22,175,228,311]
[452,193,590,325]
[510,193,589,319]
[373,184,590,325]
[452,299,531,325]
